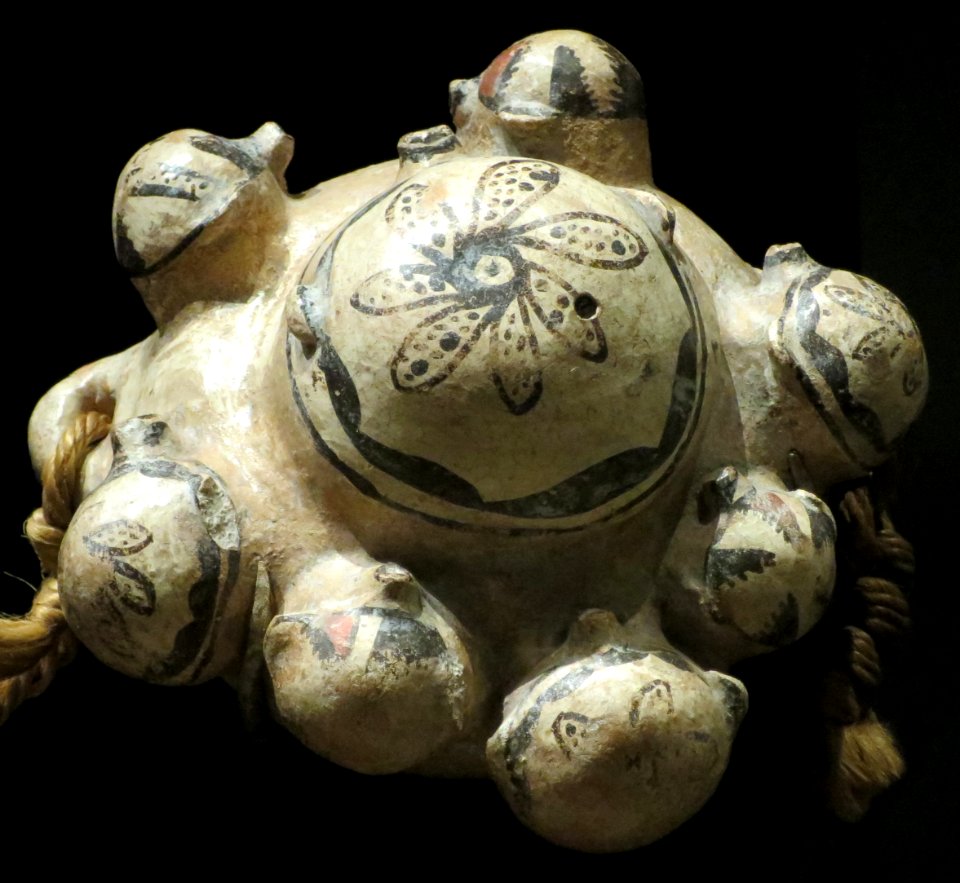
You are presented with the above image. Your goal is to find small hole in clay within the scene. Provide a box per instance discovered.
[574,294,598,320]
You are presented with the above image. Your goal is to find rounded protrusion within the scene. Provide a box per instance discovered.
[565,608,622,647]
[113,125,289,276]
[264,569,482,774]
[767,245,927,469]
[487,646,745,851]
[476,30,645,121]
[110,414,171,459]
[397,125,461,175]
[623,189,676,245]
[704,473,837,648]
[113,124,291,325]
[291,154,710,531]
[244,121,295,183]
[58,422,243,684]
[450,31,652,186]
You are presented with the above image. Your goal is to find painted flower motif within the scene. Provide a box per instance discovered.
[350,160,648,414]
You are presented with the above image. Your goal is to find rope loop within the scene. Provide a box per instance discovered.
[0,411,111,724]
[824,482,915,820]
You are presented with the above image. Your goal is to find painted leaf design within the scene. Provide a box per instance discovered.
[851,326,890,361]
[83,519,153,557]
[351,267,458,316]
[525,264,607,360]
[349,159,647,415]
[491,297,543,414]
[385,183,429,234]
[109,559,157,616]
[821,282,896,326]
[510,211,647,269]
[385,182,463,245]
[469,160,560,234]
[391,303,496,391]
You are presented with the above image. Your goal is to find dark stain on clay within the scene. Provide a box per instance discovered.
[111,419,169,459]
[697,478,725,524]
[626,747,661,786]
[140,421,167,446]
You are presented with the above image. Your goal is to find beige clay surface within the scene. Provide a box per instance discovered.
[29,30,926,852]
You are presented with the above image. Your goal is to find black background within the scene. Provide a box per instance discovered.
[2,13,956,874]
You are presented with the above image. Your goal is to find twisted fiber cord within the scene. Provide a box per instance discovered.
[0,412,111,724]
[825,485,914,821]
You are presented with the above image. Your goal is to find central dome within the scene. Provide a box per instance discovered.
[291,157,707,530]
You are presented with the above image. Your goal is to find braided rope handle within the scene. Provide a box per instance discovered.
[0,412,112,725]
[825,485,914,821]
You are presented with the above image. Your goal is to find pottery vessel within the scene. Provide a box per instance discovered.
[25,30,926,851]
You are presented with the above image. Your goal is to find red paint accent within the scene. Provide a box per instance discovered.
[762,492,789,517]
[479,41,525,100]
[325,614,355,658]
[762,492,803,542]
